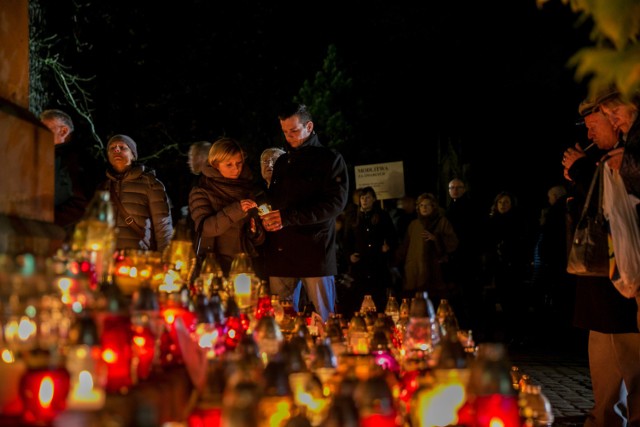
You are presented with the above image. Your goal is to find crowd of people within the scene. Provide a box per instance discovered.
[40,101,622,334]
[42,89,640,427]
[335,179,543,345]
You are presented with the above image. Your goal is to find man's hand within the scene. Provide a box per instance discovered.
[261,210,283,231]
[562,143,586,170]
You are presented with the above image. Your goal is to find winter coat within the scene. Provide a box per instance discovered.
[480,209,529,282]
[343,205,398,313]
[345,206,398,270]
[400,210,458,294]
[101,164,173,252]
[264,132,349,277]
[620,114,640,208]
[567,137,639,333]
[189,164,265,277]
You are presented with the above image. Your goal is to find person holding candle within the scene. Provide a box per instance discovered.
[260,102,349,322]
[189,137,265,278]
[253,147,286,281]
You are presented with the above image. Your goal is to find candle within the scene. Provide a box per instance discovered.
[360,413,398,427]
[233,273,252,308]
[101,314,133,394]
[54,276,76,306]
[67,370,106,411]
[355,376,399,427]
[132,324,156,380]
[0,349,26,415]
[187,407,222,427]
[257,396,294,427]
[472,394,520,427]
[159,270,182,293]
[161,305,196,367]
[20,366,71,425]
[165,240,194,280]
[222,314,245,351]
[114,261,140,296]
[4,315,37,352]
[254,294,274,320]
[412,382,466,427]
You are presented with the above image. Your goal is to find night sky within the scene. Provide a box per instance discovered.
[39,0,592,223]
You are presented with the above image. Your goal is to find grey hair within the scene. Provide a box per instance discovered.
[40,109,75,132]
[260,147,285,161]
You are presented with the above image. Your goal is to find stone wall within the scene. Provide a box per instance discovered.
[0,0,62,255]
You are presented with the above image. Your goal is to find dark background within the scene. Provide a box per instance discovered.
[34,0,592,224]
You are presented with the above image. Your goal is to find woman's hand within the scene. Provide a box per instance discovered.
[240,199,258,212]
[422,230,435,241]
[604,147,624,171]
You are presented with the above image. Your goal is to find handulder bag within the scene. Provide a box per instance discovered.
[566,163,610,277]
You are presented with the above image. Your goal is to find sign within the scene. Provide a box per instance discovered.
[354,161,405,200]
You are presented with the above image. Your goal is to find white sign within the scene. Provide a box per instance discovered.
[354,161,405,200]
